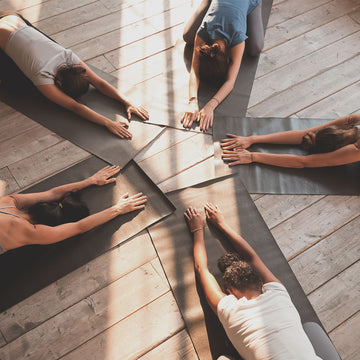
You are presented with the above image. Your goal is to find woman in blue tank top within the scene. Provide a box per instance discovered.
[181,0,264,131]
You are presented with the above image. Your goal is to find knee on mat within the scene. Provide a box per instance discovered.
[247,41,264,57]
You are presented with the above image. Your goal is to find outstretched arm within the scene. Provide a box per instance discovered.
[10,165,120,209]
[205,203,280,284]
[37,84,132,138]
[197,42,245,132]
[221,114,360,150]
[184,206,226,313]
[81,62,149,121]
[222,141,360,168]
[16,192,147,249]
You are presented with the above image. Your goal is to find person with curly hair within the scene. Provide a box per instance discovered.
[0,12,148,138]
[221,114,360,168]
[181,0,264,131]
[184,203,325,359]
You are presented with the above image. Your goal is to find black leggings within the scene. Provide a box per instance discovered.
[0,12,55,93]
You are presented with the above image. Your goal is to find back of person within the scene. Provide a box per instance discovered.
[217,282,322,359]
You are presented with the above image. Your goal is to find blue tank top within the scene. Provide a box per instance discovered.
[197,0,261,47]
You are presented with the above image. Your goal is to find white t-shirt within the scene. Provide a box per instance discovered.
[217,282,321,360]
[5,25,80,86]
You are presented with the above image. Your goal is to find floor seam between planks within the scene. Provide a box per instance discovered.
[56,289,175,360]
[329,309,360,335]
[267,195,327,232]
[288,79,360,117]
[306,259,360,298]
[255,27,360,80]
[287,212,360,261]
[249,53,360,110]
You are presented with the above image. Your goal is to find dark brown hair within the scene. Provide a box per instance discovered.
[301,126,350,153]
[28,192,89,226]
[222,260,262,293]
[55,64,90,99]
[197,43,230,86]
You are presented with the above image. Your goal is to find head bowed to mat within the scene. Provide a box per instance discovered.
[0,63,165,168]
[148,174,322,359]
[126,0,273,134]
[0,156,175,312]
[213,116,360,195]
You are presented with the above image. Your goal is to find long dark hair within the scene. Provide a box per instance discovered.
[55,64,90,99]
[28,192,89,226]
[196,42,230,86]
[301,126,350,153]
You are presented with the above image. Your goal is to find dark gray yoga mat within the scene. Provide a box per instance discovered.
[148,174,321,360]
[126,0,273,134]
[0,65,165,168]
[213,116,360,195]
[0,156,175,312]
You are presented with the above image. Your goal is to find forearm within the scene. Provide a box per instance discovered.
[249,130,307,146]
[72,102,112,127]
[94,80,131,106]
[189,68,200,100]
[217,222,257,263]
[207,79,234,110]
[193,229,209,275]
[50,178,95,199]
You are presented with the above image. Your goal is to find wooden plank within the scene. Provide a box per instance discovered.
[254,195,324,229]
[0,0,43,11]
[110,46,182,89]
[267,0,330,28]
[8,141,90,188]
[86,55,117,74]
[0,125,62,169]
[308,260,360,332]
[290,216,360,294]
[270,196,360,259]
[296,80,360,118]
[134,128,195,163]
[0,259,170,360]
[99,0,147,12]
[248,54,360,117]
[0,331,6,348]
[34,2,111,35]
[61,292,184,360]
[263,0,360,50]
[250,30,360,107]
[52,0,187,48]
[157,156,215,193]
[138,329,198,360]
[19,0,96,23]
[0,102,17,118]
[137,133,214,185]
[0,113,38,143]
[256,12,360,78]
[0,231,157,343]
[0,167,20,195]
[330,311,360,360]
[103,22,184,69]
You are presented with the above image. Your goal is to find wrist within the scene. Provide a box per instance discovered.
[248,135,256,145]
[188,96,198,104]
[191,227,204,234]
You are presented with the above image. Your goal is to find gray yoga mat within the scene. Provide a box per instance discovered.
[0,65,165,168]
[0,156,175,312]
[213,116,360,195]
[148,174,322,360]
[126,0,273,134]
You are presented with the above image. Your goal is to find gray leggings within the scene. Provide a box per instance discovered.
[182,0,264,56]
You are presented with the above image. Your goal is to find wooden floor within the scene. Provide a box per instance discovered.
[0,0,359,359]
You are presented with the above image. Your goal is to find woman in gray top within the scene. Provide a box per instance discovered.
[0,13,148,138]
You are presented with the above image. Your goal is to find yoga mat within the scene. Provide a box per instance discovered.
[0,64,165,168]
[126,0,273,134]
[148,174,321,360]
[0,156,175,312]
[213,117,360,195]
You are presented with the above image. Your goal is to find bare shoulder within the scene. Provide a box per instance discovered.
[0,195,17,207]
